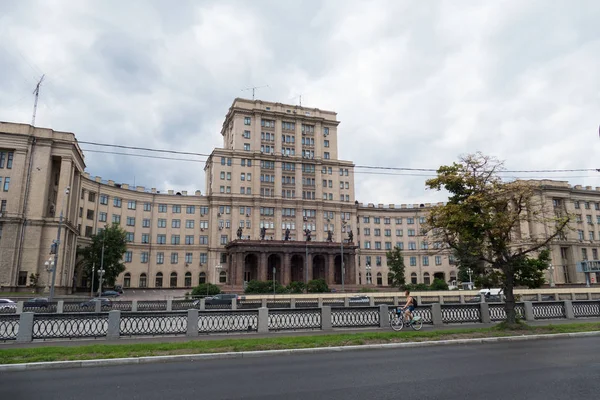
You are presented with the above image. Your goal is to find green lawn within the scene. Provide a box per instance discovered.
[2,322,599,365]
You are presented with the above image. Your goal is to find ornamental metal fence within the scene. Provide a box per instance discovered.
[573,301,600,318]
[32,313,108,339]
[331,307,379,328]
[198,310,258,333]
[120,312,187,336]
[441,304,482,324]
[0,315,19,341]
[268,309,321,331]
[533,302,566,320]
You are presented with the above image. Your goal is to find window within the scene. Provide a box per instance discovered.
[126,217,135,226]
[185,253,193,264]
[171,235,180,245]
[127,200,136,210]
[408,229,415,236]
[585,202,591,210]
[574,201,580,209]
[364,241,371,249]
[363,217,370,223]
[172,219,181,228]
[99,212,107,222]
[185,235,194,245]
[156,252,164,264]
[141,252,149,263]
[375,242,382,249]
[123,273,131,288]
[200,206,209,215]
[158,219,167,228]
[85,226,93,237]
[126,232,134,242]
[113,197,122,208]
[142,233,149,244]
[88,192,96,202]
[593,249,598,260]
[244,117,251,125]
[435,256,442,265]
[374,229,381,236]
[219,271,227,283]
[423,273,431,285]
[139,273,147,288]
[243,130,251,139]
[376,256,382,266]
[422,256,429,266]
[244,143,251,151]
[157,234,166,244]
[0,151,14,169]
[171,252,179,264]
[385,242,392,250]
[112,214,121,224]
[396,229,403,236]
[220,235,228,245]
[324,152,330,159]
[2,177,10,192]
[155,272,163,288]
[18,271,28,286]
[172,205,181,213]
[582,248,588,261]
[124,251,133,263]
[578,230,585,240]
[407,217,414,224]
[410,257,417,266]
[408,242,416,250]
[186,220,194,229]
[200,253,208,264]
[158,204,167,213]
[184,272,192,287]
[100,194,108,205]
[144,202,152,212]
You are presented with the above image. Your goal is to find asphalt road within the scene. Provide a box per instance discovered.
[2,337,599,400]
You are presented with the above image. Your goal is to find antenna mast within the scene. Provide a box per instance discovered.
[242,85,269,100]
[31,74,45,126]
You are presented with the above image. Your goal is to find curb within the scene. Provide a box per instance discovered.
[2,331,599,372]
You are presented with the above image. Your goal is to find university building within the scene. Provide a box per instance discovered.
[0,99,598,293]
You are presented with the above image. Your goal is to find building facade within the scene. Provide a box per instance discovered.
[0,99,598,293]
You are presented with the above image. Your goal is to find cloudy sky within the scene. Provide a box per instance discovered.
[1,0,599,205]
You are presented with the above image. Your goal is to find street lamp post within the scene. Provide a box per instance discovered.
[43,258,54,294]
[273,266,276,296]
[90,262,95,298]
[365,263,372,285]
[49,186,70,302]
[466,268,473,289]
[549,263,555,288]
[97,268,106,297]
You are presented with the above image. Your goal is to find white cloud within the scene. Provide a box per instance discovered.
[1,0,599,205]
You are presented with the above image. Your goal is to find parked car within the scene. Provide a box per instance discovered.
[100,290,120,298]
[194,294,240,307]
[0,299,17,311]
[113,285,124,294]
[23,297,49,308]
[79,298,112,310]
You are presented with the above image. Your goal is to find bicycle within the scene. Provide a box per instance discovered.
[390,306,423,331]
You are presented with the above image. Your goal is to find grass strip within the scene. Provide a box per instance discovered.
[1,322,599,365]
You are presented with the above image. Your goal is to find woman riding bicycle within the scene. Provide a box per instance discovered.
[402,290,417,322]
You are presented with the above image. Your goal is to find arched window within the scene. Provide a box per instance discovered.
[387,273,394,286]
[155,272,163,288]
[184,272,192,287]
[219,271,227,283]
[366,272,372,284]
[411,272,417,284]
[376,272,383,286]
[170,272,178,288]
[199,272,206,284]
[423,272,430,285]
[123,273,131,288]
[139,273,147,288]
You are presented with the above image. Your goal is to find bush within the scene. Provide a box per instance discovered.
[245,280,287,294]
[306,279,329,293]
[430,278,449,291]
[287,281,306,294]
[359,287,378,293]
[403,283,430,292]
[191,283,221,297]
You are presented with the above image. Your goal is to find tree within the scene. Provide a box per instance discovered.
[191,283,221,297]
[430,278,449,291]
[306,279,329,293]
[79,223,128,292]
[386,245,406,288]
[287,281,306,294]
[244,280,287,294]
[425,153,570,326]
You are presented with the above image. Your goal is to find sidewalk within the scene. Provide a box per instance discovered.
[4,318,599,349]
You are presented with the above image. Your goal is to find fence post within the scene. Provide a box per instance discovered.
[16,312,34,343]
[459,295,465,304]
[344,297,350,307]
[16,301,24,314]
[290,298,296,309]
[536,294,542,302]
[393,296,399,306]
[379,305,388,328]
[587,292,593,300]
[57,300,64,314]
[563,300,575,319]
[107,310,121,340]
[166,299,173,311]
[480,303,491,324]
[431,303,443,327]
[131,300,138,312]
[261,298,267,308]
[318,297,323,308]
[416,296,422,306]
[523,301,535,322]
[94,300,102,313]
[369,297,375,307]
[186,309,199,337]
[231,298,237,310]
[438,296,444,305]
[257,307,269,333]
[321,305,332,331]
[200,298,206,310]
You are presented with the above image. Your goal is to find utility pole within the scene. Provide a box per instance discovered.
[31,74,45,126]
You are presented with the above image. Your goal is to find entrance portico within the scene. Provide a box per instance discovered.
[225,240,358,288]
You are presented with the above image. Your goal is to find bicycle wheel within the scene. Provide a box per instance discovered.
[410,316,423,331]
[390,315,404,331]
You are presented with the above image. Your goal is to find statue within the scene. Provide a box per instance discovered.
[304,228,312,242]
[285,228,291,241]
[348,230,354,243]
[237,227,243,240]
[260,227,267,241]
[326,230,333,242]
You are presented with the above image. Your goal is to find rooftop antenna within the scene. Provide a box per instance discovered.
[242,85,269,100]
[31,74,45,126]
[290,93,305,107]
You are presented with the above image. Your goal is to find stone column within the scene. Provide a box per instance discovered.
[237,252,244,286]
[259,252,268,281]
[307,253,313,281]
[283,253,291,285]
[348,253,357,284]
[327,253,335,285]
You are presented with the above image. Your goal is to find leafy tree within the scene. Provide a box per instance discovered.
[403,283,431,292]
[244,280,287,294]
[425,153,570,326]
[29,273,40,292]
[306,279,329,293]
[287,281,306,294]
[385,245,406,288]
[430,278,449,291]
[79,223,128,292]
[191,283,221,297]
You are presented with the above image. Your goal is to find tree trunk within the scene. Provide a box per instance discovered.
[504,273,517,326]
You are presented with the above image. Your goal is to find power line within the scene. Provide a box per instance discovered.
[78,141,600,175]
